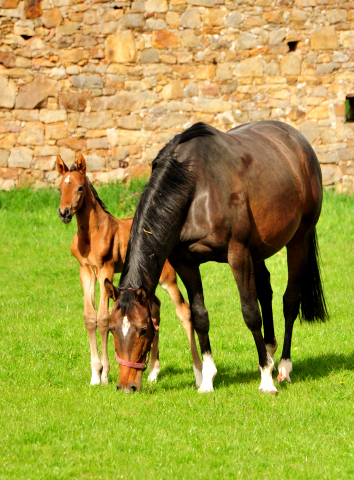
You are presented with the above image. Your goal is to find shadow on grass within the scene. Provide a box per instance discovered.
[154,351,354,391]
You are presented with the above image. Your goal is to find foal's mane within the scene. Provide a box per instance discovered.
[70,164,110,215]
[119,123,215,293]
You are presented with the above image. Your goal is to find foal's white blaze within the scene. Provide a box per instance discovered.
[277,358,293,382]
[259,353,277,395]
[64,175,70,183]
[198,353,217,393]
[122,315,130,338]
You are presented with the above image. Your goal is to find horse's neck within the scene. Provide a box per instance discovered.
[76,180,108,242]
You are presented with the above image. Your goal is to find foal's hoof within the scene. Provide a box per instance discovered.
[259,387,278,395]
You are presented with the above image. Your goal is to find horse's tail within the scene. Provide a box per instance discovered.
[300,228,329,322]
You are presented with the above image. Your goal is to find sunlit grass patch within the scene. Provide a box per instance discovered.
[0,186,353,479]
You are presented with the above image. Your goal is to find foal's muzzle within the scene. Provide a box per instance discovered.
[58,207,73,224]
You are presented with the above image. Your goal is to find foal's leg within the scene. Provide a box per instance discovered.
[277,237,310,383]
[80,265,101,385]
[97,267,113,386]
[160,277,203,387]
[172,262,217,393]
[254,261,278,360]
[147,299,161,382]
[229,245,277,394]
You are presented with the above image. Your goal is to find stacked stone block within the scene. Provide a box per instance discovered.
[0,0,354,191]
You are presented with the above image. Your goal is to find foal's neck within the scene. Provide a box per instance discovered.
[75,178,108,240]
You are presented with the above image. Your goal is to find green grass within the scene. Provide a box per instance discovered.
[0,185,353,479]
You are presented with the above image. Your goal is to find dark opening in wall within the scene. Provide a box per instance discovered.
[346,95,354,122]
[288,41,299,52]
[21,35,32,40]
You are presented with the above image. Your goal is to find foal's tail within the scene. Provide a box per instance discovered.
[300,229,329,322]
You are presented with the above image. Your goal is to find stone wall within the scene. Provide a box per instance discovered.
[1,0,354,191]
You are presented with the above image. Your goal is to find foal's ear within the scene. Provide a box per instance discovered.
[136,288,148,306]
[56,156,69,175]
[77,154,86,175]
[104,279,120,302]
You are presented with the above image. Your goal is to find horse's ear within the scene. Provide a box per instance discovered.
[104,279,120,302]
[136,288,147,306]
[77,154,86,175]
[56,156,69,175]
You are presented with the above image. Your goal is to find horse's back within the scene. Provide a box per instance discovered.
[178,121,323,261]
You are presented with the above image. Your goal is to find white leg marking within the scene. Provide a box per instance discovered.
[276,358,293,383]
[122,315,130,338]
[198,353,217,393]
[259,353,277,395]
[148,360,161,382]
[193,365,203,388]
[90,359,102,385]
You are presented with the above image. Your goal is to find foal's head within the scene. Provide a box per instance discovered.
[105,280,156,393]
[57,155,86,224]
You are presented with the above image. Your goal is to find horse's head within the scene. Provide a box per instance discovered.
[105,280,157,393]
[57,155,86,224]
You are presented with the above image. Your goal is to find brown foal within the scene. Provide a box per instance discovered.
[56,154,202,387]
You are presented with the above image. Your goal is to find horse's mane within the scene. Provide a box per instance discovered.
[119,123,215,293]
[70,164,110,215]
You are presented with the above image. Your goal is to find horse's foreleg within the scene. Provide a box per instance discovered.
[147,299,161,382]
[80,266,101,385]
[172,262,216,393]
[277,238,310,383]
[97,268,113,386]
[160,276,203,388]
[229,246,277,395]
[254,261,278,360]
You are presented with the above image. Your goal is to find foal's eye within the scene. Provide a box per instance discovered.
[78,186,84,192]
[139,327,147,337]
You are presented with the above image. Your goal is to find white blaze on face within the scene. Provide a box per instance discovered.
[122,315,130,338]
[64,175,70,184]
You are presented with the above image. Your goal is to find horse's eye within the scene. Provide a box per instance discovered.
[78,186,83,192]
[140,327,147,337]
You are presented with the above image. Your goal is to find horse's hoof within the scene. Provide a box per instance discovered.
[259,387,278,395]
[275,373,291,383]
[198,384,214,393]
[101,376,109,386]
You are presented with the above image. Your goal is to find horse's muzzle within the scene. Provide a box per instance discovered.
[58,207,73,224]
[117,383,138,394]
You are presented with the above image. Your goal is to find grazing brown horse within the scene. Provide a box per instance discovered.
[56,154,202,388]
[105,121,328,394]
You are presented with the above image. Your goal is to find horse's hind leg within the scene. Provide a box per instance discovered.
[277,236,310,383]
[254,261,278,360]
[160,268,203,387]
[80,266,101,385]
[229,244,277,395]
[148,298,161,382]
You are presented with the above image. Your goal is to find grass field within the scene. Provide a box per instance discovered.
[0,183,353,479]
